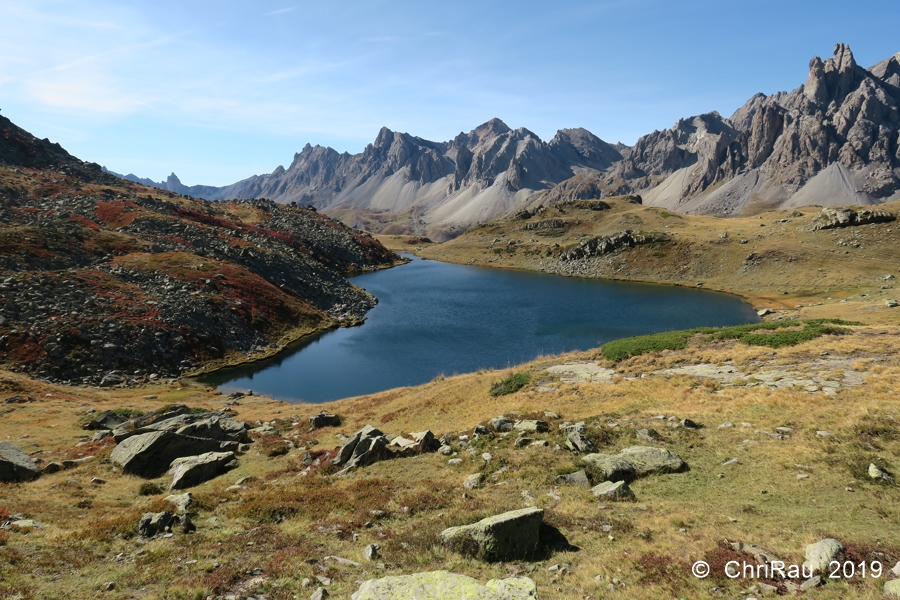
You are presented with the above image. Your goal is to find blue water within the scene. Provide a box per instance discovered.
[200,255,758,403]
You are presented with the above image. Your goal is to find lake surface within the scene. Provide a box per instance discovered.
[201,255,758,403]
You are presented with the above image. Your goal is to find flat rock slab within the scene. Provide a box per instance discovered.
[545,362,616,384]
[351,571,537,600]
[110,430,234,478]
[0,441,41,482]
[169,451,236,489]
[440,507,543,562]
[656,357,867,396]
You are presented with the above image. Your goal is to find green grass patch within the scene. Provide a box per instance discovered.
[600,319,860,362]
[489,372,531,396]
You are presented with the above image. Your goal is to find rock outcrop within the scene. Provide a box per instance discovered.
[440,507,544,561]
[0,441,41,482]
[110,431,235,478]
[810,206,896,230]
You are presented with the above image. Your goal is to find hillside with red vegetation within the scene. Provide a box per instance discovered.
[0,112,400,386]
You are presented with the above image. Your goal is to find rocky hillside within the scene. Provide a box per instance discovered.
[0,112,399,386]
[146,43,900,237]
[2,321,900,599]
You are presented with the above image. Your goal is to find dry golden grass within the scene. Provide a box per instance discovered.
[3,327,900,598]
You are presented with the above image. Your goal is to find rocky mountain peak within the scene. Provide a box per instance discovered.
[804,42,868,106]
[473,118,511,141]
[374,126,395,148]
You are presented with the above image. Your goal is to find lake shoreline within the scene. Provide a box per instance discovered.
[203,253,760,403]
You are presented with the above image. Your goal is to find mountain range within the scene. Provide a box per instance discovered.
[110,43,900,240]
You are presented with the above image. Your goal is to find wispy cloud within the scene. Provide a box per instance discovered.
[264,6,297,16]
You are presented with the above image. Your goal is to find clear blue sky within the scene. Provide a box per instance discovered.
[2,0,899,186]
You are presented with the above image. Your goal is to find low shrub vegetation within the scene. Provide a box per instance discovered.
[489,372,531,396]
[601,319,859,361]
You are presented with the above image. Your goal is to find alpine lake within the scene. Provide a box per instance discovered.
[199,255,759,402]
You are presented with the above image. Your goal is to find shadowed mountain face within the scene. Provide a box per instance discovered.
[111,43,900,235]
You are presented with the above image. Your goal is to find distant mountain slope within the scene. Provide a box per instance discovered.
[189,119,622,239]
[106,43,900,234]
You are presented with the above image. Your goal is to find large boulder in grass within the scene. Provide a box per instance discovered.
[0,441,41,482]
[351,571,537,600]
[389,430,440,454]
[581,445,687,482]
[111,430,236,478]
[440,507,544,561]
[332,425,390,473]
[169,451,237,489]
[310,411,341,429]
[138,511,178,537]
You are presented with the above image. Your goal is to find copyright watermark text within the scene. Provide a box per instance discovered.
[691,560,886,580]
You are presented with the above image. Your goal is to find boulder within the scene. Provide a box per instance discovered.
[390,430,439,454]
[0,441,41,482]
[580,454,636,482]
[554,470,590,486]
[591,480,635,501]
[310,411,341,429]
[169,452,236,489]
[804,538,844,573]
[138,511,179,537]
[364,543,380,561]
[564,432,597,454]
[110,430,235,478]
[581,446,687,482]
[619,446,687,477]
[175,415,250,443]
[332,425,393,473]
[514,420,549,433]
[868,463,895,483]
[885,578,900,597]
[351,571,537,600]
[489,416,515,432]
[81,410,128,430]
[113,411,249,443]
[333,425,383,467]
[463,473,483,490]
[440,507,543,561]
[132,405,193,428]
[164,492,194,513]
